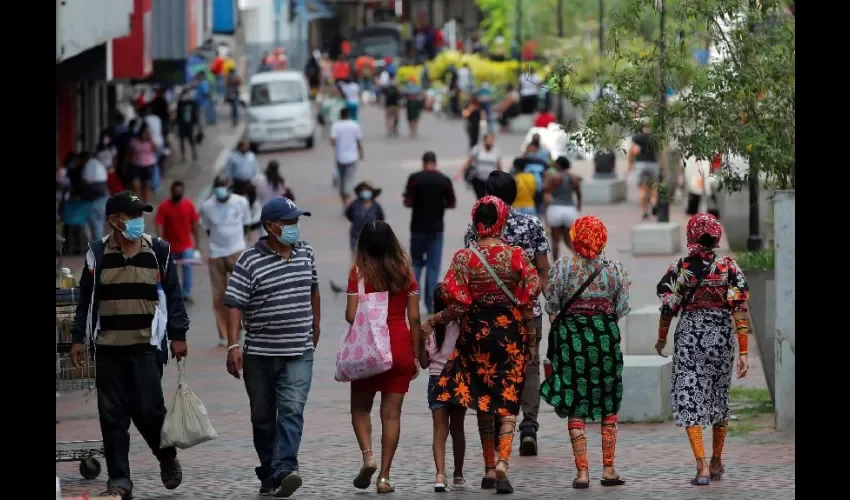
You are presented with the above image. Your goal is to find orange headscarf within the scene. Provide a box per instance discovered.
[569,216,608,259]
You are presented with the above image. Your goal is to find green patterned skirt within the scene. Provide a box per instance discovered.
[540,313,624,421]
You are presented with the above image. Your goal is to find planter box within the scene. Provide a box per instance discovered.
[743,269,776,402]
[774,191,795,432]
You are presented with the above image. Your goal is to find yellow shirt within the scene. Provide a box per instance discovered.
[513,172,536,209]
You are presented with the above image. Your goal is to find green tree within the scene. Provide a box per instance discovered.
[553,0,795,191]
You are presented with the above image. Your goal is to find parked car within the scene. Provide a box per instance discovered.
[245,70,316,151]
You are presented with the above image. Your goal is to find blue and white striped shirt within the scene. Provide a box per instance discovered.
[224,238,318,357]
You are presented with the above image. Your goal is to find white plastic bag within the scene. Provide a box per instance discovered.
[160,361,218,449]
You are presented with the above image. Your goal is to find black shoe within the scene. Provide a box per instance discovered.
[99,487,132,499]
[642,212,650,220]
[259,478,276,495]
[159,456,183,490]
[274,471,303,498]
[519,431,538,456]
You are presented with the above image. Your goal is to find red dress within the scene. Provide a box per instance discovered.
[347,268,419,393]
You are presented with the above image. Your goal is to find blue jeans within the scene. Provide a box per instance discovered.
[88,196,107,241]
[516,206,537,216]
[481,102,494,133]
[410,232,444,313]
[243,350,314,482]
[230,98,239,126]
[201,99,217,125]
[173,249,195,298]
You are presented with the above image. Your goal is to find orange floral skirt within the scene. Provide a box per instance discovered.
[430,303,530,416]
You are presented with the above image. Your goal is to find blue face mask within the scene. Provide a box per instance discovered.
[359,190,373,200]
[121,217,145,241]
[214,187,229,200]
[277,224,300,245]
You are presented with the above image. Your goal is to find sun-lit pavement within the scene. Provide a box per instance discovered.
[57,105,794,499]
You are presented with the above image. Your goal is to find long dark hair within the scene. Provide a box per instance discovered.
[354,221,414,293]
[266,161,284,190]
[432,284,448,349]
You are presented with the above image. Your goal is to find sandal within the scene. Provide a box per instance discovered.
[710,457,725,481]
[452,476,468,489]
[353,449,377,490]
[572,479,590,489]
[572,471,590,489]
[691,475,710,486]
[434,474,448,493]
[481,467,497,490]
[495,460,513,495]
[376,477,395,493]
[600,475,626,487]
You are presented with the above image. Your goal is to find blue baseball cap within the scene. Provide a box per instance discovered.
[260,197,311,222]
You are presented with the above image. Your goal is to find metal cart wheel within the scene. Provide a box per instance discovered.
[79,457,101,479]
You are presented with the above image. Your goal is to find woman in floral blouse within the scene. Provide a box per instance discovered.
[655,213,750,486]
[541,215,631,489]
[423,196,541,495]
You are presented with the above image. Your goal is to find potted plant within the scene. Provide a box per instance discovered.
[593,149,617,178]
[656,183,671,222]
[735,249,776,403]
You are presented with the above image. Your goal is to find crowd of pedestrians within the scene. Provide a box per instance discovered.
[64,78,755,499]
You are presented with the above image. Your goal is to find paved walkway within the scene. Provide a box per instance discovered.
[57,106,794,499]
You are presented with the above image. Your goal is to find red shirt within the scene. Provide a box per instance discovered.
[534,112,556,128]
[155,198,200,253]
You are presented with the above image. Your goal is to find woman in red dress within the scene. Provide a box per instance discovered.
[422,196,541,494]
[345,221,421,493]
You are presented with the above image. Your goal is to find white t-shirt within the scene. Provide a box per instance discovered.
[82,158,108,183]
[340,82,361,103]
[144,114,164,149]
[331,119,362,165]
[378,71,391,87]
[200,194,252,259]
[471,145,501,181]
[458,67,472,90]
[520,73,542,97]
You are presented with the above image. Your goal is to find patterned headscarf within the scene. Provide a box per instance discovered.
[471,195,510,238]
[686,213,722,255]
[569,216,608,259]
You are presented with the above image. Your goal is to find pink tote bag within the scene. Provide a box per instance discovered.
[334,278,394,382]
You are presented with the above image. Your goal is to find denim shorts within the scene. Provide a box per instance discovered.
[427,374,450,410]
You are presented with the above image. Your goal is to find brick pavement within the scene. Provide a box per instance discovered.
[57,105,794,499]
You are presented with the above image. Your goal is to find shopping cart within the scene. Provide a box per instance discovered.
[56,287,104,479]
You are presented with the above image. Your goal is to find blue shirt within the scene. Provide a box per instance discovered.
[227,151,259,182]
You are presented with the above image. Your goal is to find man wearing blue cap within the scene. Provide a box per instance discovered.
[223,196,320,498]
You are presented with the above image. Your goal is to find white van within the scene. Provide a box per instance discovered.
[245,70,316,150]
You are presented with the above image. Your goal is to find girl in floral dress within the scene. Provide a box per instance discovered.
[540,215,631,489]
[654,213,751,486]
[422,196,541,495]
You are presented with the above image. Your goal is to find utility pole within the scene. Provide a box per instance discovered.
[746,0,762,251]
[598,0,604,55]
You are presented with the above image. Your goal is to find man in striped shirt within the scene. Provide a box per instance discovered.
[224,196,320,497]
[70,191,189,500]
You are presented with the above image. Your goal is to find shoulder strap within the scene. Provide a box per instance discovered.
[148,236,170,282]
[555,263,607,323]
[677,257,713,314]
[468,246,517,305]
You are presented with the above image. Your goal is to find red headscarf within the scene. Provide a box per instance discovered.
[686,213,722,255]
[471,195,510,238]
[569,216,608,259]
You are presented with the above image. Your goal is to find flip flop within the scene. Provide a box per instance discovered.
[600,476,626,487]
[496,479,514,494]
[572,479,590,489]
[691,475,710,486]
